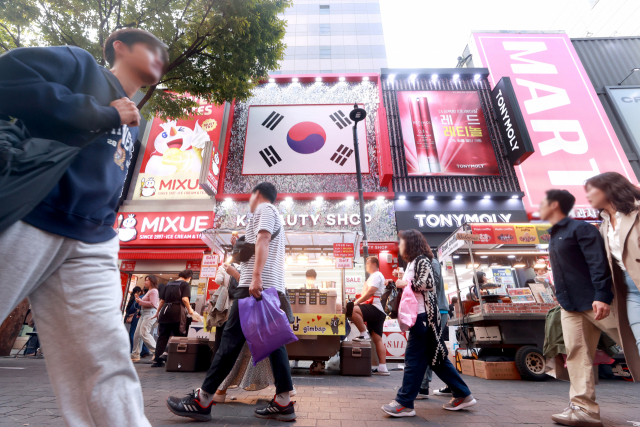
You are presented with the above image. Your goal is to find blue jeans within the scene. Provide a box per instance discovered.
[396,313,471,409]
[624,272,640,355]
[422,312,449,389]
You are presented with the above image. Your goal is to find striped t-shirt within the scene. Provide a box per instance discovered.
[238,203,285,293]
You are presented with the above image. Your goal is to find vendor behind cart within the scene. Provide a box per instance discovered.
[349,256,389,376]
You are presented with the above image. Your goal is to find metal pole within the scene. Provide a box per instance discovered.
[451,258,464,318]
[352,124,369,279]
[467,241,483,315]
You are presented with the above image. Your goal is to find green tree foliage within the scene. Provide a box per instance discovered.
[0,0,290,119]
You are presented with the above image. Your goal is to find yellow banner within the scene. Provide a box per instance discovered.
[291,313,346,336]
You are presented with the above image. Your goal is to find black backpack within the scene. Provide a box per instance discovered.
[382,281,402,319]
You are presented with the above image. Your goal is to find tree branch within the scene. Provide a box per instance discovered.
[137,85,157,110]
[0,22,21,48]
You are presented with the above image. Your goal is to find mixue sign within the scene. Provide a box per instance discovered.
[473,33,636,214]
[115,211,213,246]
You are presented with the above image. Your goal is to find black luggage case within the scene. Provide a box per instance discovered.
[166,337,212,372]
[340,340,372,376]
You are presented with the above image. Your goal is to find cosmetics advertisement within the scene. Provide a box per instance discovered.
[396,91,500,176]
[133,96,226,200]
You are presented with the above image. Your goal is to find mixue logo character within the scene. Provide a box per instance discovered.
[326,316,344,335]
[140,177,156,197]
[211,151,220,176]
[116,214,138,242]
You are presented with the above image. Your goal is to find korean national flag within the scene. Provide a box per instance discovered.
[241,104,370,175]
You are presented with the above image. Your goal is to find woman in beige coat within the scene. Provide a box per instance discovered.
[585,171,640,381]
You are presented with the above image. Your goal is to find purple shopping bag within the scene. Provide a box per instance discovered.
[238,287,298,365]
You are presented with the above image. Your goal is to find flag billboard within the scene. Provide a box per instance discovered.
[241,104,370,175]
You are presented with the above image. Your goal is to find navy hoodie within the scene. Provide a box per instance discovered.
[0,46,138,243]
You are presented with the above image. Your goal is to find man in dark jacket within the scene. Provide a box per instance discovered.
[541,189,618,427]
[0,29,167,426]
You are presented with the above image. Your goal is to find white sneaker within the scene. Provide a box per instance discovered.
[551,403,603,427]
[353,333,370,342]
[130,355,140,362]
[289,387,297,397]
[381,400,416,417]
[443,395,477,411]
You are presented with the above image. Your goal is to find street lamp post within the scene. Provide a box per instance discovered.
[349,103,369,277]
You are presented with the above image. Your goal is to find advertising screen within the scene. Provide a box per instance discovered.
[473,33,636,214]
[133,96,225,200]
[396,90,499,176]
[242,104,369,175]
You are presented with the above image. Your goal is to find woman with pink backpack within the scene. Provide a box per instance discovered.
[381,230,477,418]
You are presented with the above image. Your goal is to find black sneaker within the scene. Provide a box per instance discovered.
[166,389,213,421]
[416,388,429,399]
[434,386,452,396]
[254,397,297,421]
[150,361,165,368]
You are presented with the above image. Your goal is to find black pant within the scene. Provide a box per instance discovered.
[201,287,293,395]
[154,322,182,362]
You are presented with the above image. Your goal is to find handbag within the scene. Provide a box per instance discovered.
[0,120,102,233]
[231,227,282,263]
[397,281,418,332]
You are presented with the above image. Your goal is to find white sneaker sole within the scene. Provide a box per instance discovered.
[382,406,416,417]
[434,391,452,396]
[372,371,390,376]
[444,397,477,411]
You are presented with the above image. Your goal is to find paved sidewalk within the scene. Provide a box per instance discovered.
[0,358,639,426]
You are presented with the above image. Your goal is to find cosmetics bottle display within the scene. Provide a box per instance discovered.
[409,97,432,173]
[416,97,441,173]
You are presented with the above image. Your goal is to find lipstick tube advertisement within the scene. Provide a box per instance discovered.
[409,97,431,173]
[416,97,441,173]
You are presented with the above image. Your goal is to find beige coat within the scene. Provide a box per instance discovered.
[599,210,640,381]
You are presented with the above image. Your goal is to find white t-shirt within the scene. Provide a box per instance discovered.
[366,271,386,313]
[404,260,425,314]
[238,203,286,293]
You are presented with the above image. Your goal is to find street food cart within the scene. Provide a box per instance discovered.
[441,222,556,380]
[201,229,362,373]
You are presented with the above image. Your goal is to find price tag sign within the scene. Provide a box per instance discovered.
[333,243,355,258]
[200,253,220,278]
[319,293,327,305]
[335,257,354,269]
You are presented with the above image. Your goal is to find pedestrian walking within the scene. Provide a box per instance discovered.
[382,230,476,417]
[540,189,620,427]
[418,255,454,398]
[126,286,149,356]
[151,269,196,368]
[585,172,640,366]
[348,256,389,375]
[166,182,296,422]
[0,28,167,427]
[131,275,159,362]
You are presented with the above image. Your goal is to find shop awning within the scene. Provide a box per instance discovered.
[118,249,205,260]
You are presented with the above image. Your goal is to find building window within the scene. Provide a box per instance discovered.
[320,5,330,15]
[320,23,330,36]
[320,46,331,59]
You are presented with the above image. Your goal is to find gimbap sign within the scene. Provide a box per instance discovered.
[241,104,370,175]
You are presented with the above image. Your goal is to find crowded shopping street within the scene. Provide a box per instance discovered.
[2,0,640,426]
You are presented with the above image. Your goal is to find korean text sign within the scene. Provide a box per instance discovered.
[473,33,636,213]
[134,95,225,200]
[396,90,499,176]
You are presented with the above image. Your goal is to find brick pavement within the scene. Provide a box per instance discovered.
[0,358,639,427]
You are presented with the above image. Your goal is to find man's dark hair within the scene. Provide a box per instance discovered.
[305,269,317,279]
[252,182,277,204]
[545,189,576,215]
[366,256,379,268]
[178,269,193,280]
[104,28,169,67]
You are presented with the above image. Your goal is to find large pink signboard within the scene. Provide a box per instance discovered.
[473,33,636,213]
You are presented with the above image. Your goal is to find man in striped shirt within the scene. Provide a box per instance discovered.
[166,182,295,422]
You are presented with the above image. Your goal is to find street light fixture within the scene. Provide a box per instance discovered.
[349,103,369,276]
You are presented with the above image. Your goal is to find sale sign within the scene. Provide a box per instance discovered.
[396,90,499,176]
[134,95,225,200]
[383,332,408,358]
[114,211,213,246]
[472,33,636,214]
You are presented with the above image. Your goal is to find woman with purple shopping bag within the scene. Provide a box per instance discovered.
[382,230,477,418]
[166,182,296,422]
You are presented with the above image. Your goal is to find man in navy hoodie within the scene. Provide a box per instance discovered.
[0,29,167,426]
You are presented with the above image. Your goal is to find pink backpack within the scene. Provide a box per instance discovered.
[397,282,418,332]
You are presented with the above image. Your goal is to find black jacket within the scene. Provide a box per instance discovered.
[0,46,137,243]
[548,217,614,312]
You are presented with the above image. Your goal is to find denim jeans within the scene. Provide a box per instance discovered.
[396,313,471,409]
[624,272,640,355]
[422,312,448,389]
